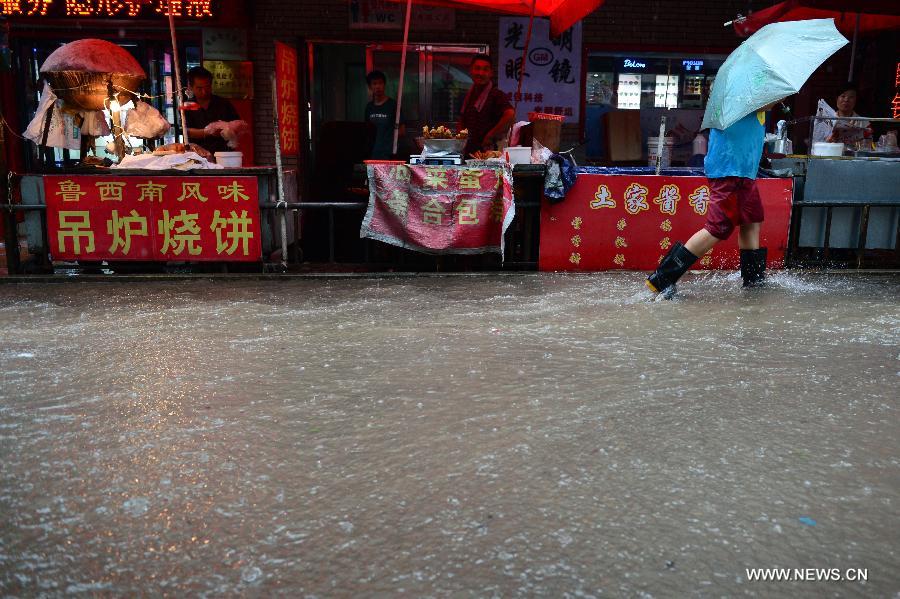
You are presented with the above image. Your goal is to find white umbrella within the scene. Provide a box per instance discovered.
[702,18,848,131]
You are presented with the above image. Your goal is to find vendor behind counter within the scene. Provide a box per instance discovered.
[183,66,241,156]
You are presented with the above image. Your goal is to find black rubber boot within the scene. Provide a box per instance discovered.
[646,242,699,299]
[740,248,767,287]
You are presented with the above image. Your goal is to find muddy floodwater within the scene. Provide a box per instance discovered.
[1,273,898,597]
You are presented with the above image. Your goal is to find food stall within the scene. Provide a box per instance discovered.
[779,116,900,268]
[3,37,294,274]
[538,167,793,271]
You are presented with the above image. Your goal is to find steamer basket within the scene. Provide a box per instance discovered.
[43,71,143,111]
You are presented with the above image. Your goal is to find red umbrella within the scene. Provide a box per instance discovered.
[386,0,603,36]
[730,1,900,81]
[732,0,900,37]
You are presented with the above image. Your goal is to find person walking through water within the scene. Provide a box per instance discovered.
[645,101,782,298]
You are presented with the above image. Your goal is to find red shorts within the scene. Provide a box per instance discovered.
[704,177,765,240]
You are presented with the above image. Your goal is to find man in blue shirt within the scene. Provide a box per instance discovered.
[646,104,778,298]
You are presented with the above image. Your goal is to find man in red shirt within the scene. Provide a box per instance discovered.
[458,55,516,158]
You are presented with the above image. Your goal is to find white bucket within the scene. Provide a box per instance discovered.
[647,136,674,167]
[505,146,531,165]
[811,142,843,157]
[215,151,243,167]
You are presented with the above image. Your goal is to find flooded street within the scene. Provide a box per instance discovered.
[1,273,898,597]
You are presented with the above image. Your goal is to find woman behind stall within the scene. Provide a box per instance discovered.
[812,84,869,144]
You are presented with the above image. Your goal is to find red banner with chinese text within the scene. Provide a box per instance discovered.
[539,175,792,271]
[362,164,515,255]
[44,175,262,262]
[275,42,300,156]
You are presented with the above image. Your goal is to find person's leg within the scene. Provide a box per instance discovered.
[738,222,760,249]
[736,181,767,286]
[645,178,735,297]
[685,228,720,257]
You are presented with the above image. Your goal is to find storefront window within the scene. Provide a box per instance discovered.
[584,51,725,164]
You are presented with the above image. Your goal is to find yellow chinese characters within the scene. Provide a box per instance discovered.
[571,217,582,230]
[490,197,504,223]
[280,102,298,128]
[571,235,582,248]
[569,252,581,265]
[55,180,86,203]
[137,180,166,203]
[590,184,615,209]
[391,165,411,183]
[176,182,208,203]
[218,181,250,203]
[613,254,625,266]
[211,210,255,256]
[455,198,479,225]
[386,190,409,219]
[423,167,449,190]
[96,181,126,202]
[281,128,298,154]
[689,185,710,216]
[660,219,672,232]
[623,183,649,215]
[107,209,148,255]
[653,184,681,215]
[615,236,627,248]
[459,169,484,191]
[659,236,671,250]
[422,198,447,225]
[57,211,94,254]
[158,209,202,256]
[616,218,627,231]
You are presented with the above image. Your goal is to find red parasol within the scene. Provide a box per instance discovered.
[732,0,900,37]
[730,1,900,81]
[385,0,603,36]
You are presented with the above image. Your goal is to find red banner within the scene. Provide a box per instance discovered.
[362,163,515,254]
[539,175,793,271]
[275,42,300,156]
[44,175,262,262]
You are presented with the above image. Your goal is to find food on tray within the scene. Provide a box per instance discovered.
[422,125,468,139]
[153,142,185,155]
[471,150,502,160]
[152,142,212,160]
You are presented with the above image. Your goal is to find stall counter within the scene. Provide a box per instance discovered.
[539,167,793,271]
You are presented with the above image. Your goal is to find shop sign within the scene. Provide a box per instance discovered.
[44,175,262,262]
[202,28,248,61]
[361,163,515,255]
[498,17,582,123]
[275,42,299,156]
[682,60,703,71]
[538,174,792,271]
[892,62,900,119]
[348,0,454,30]
[623,59,646,69]
[202,60,253,100]
[1,0,217,18]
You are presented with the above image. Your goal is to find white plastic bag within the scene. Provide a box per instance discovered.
[24,84,80,150]
[204,119,249,149]
[124,101,171,139]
